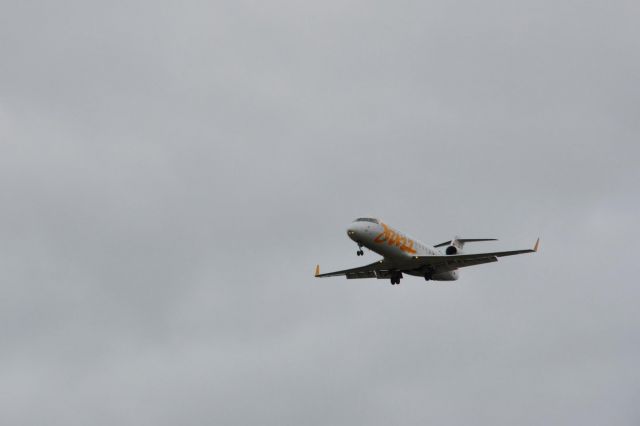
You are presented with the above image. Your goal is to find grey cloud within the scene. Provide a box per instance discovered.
[0,0,639,424]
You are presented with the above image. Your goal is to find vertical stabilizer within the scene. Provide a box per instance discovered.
[451,236,463,250]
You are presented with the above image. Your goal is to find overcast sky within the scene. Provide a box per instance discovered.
[1,0,639,424]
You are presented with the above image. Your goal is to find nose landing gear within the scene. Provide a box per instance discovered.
[356,243,364,256]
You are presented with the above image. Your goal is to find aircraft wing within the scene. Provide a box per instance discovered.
[315,239,539,279]
[314,261,392,279]
[407,239,540,273]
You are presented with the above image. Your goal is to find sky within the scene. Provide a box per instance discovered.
[1,0,639,424]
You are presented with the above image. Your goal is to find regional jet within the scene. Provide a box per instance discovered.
[315,218,539,285]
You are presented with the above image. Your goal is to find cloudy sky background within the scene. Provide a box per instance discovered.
[1,0,639,424]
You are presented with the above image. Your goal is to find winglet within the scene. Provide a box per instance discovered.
[315,264,320,277]
[533,238,540,252]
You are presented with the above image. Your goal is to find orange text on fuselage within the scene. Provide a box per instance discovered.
[373,223,417,254]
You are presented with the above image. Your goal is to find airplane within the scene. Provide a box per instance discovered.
[315,218,539,285]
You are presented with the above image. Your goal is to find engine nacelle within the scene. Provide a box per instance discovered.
[445,245,458,255]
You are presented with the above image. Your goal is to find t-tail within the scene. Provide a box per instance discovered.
[434,236,497,255]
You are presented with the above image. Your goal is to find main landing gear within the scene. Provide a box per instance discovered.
[356,243,364,256]
[424,268,434,281]
[390,272,402,285]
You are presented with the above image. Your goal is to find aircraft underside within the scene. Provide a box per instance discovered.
[315,218,538,286]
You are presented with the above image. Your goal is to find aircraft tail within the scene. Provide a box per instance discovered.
[434,237,497,252]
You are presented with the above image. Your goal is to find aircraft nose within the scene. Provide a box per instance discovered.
[346,223,360,240]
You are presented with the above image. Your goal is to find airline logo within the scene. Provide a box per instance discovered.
[374,223,417,254]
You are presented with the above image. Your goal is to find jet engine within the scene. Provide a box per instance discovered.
[445,245,458,255]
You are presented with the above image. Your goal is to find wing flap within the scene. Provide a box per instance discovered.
[346,271,377,279]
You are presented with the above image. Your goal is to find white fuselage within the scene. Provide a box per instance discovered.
[347,219,458,280]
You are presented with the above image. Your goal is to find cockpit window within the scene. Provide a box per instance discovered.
[355,218,379,224]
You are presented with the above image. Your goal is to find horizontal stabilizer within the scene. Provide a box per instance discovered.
[434,238,497,248]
